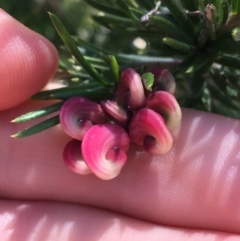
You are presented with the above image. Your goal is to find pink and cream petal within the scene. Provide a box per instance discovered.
[116,68,146,110]
[147,91,182,131]
[59,96,107,140]
[63,139,91,175]
[81,124,130,180]
[129,108,173,154]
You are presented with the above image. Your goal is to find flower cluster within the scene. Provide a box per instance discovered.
[60,68,181,180]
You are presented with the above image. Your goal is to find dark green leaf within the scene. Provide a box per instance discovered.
[12,101,64,123]
[147,15,193,44]
[83,0,125,17]
[49,12,108,86]
[12,116,60,138]
[115,0,140,21]
[161,0,194,36]
[232,0,240,14]
[216,54,240,69]
[163,37,195,53]
[186,52,213,73]
[109,55,120,86]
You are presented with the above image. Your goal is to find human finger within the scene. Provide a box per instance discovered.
[0,9,58,110]
[0,199,239,241]
[1,102,240,233]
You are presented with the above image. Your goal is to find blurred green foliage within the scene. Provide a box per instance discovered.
[0,0,96,46]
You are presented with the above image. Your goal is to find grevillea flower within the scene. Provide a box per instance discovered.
[147,91,182,131]
[149,68,176,94]
[129,108,173,154]
[100,99,131,128]
[81,123,130,180]
[59,96,107,140]
[116,68,146,110]
[63,139,91,175]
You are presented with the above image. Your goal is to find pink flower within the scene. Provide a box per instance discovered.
[60,96,107,140]
[116,68,146,110]
[63,139,91,175]
[147,91,182,131]
[81,123,130,180]
[129,108,173,154]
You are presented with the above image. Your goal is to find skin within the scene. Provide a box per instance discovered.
[0,8,240,240]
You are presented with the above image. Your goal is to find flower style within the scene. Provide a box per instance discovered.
[81,123,130,180]
[59,96,107,140]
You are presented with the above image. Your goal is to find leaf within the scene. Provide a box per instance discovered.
[83,0,125,17]
[32,85,110,101]
[12,115,60,138]
[141,72,154,91]
[147,15,193,44]
[161,0,194,36]
[232,0,240,14]
[32,83,103,99]
[180,0,198,11]
[109,55,120,86]
[134,0,154,10]
[49,12,108,86]
[185,52,213,73]
[12,101,64,123]
[216,54,240,69]
[162,37,195,53]
[216,0,229,28]
[115,0,140,21]
[50,89,111,101]
[93,13,134,26]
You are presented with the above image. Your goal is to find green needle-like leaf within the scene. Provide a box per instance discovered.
[32,83,103,99]
[161,0,194,36]
[83,0,126,17]
[115,0,140,21]
[50,89,111,101]
[109,55,120,86]
[186,53,212,73]
[49,12,108,86]
[148,15,193,44]
[216,54,240,69]
[12,115,60,138]
[232,0,240,14]
[12,101,64,123]
[163,37,195,53]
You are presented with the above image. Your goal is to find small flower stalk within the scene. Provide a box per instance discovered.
[59,68,181,180]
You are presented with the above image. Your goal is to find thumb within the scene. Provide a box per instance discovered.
[0,9,59,110]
